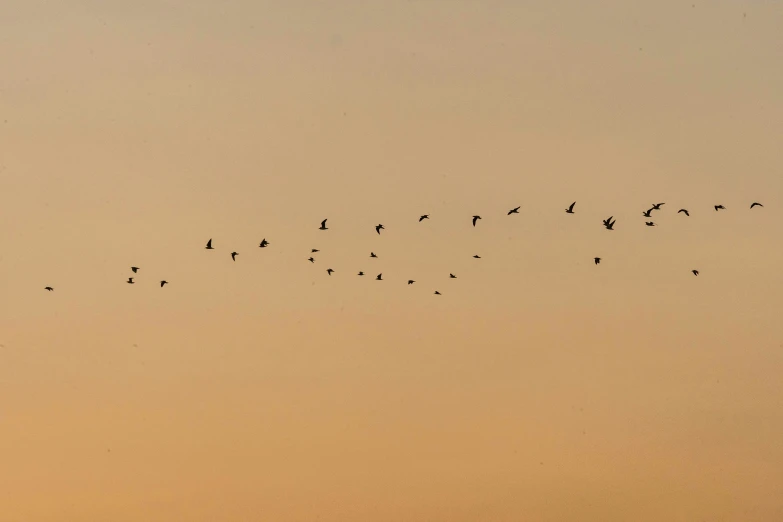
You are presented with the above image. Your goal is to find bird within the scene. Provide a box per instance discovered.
[434,291,441,295]
[678,209,690,216]
[594,257,601,265]
[127,277,134,284]
[205,239,214,249]
[160,280,168,287]
[714,205,725,211]
[44,287,53,291]
[645,221,656,227]
[407,280,415,285]
[449,273,457,279]
[370,252,377,258]
[357,271,364,276]
[603,217,616,230]
[473,255,481,259]
[472,215,481,226]
[307,257,315,263]
[651,203,665,210]
[311,248,319,253]
[319,219,328,230]
[692,270,699,276]
[327,268,334,275]
[375,224,384,234]
[376,273,383,280]
[642,209,653,217]
[508,206,520,215]
[131,266,139,273]
[565,202,576,214]
[750,202,763,209]
[231,251,238,261]
[419,214,429,222]
[259,239,269,248]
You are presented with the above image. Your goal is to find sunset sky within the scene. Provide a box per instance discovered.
[1,1,782,520]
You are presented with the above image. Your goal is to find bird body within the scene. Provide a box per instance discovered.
[376,273,383,280]
[473,255,481,259]
[508,206,520,215]
[434,291,441,295]
[565,202,576,214]
[259,239,269,248]
[692,270,699,276]
[127,277,134,284]
[327,268,334,275]
[642,209,653,217]
[205,239,214,249]
[750,202,763,209]
[472,215,481,226]
[308,257,315,263]
[715,205,725,211]
[319,219,328,230]
[449,273,456,279]
[370,252,377,258]
[419,214,429,222]
[160,280,168,287]
[131,266,139,273]
[407,280,415,284]
[651,203,665,210]
[678,209,690,216]
[375,224,384,234]
[45,286,53,291]
[231,251,238,261]
[603,216,616,230]
[594,257,601,265]
[357,271,364,276]
[645,222,656,227]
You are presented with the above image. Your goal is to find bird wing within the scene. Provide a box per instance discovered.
[568,202,575,211]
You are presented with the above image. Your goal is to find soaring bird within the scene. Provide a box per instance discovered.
[327,268,334,275]
[407,280,415,285]
[127,277,134,284]
[603,217,616,230]
[375,224,385,234]
[508,206,520,215]
[370,252,377,258]
[160,280,168,287]
[678,209,690,216]
[473,255,481,259]
[449,273,457,279]
[205,239,214,249]
[44,287,53,291]
[651,203,665,210]
[419,214,429,222]
[357,271,364,276]
[311,248,319,253]
[319,219,328,230]
[714,205,725,211]
[231,251,238,261]
[642,209,653,217]
[472,215,481,226]
[594,257,601,265]
[308,257,315,263]
[692,270,699,276]
[376,273,383,280]
[565,202,576,214]
[131,266,139,273]
[434,291,441,295]
[750,202,763,209]
[259,239,269,248]
[645,221,656,227]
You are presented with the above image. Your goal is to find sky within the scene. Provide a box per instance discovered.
[1,0,782,520]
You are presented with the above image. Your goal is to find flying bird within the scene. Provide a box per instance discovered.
[419,214,429,222]
[231,251,238,261]
[603,217,616,230]
[205,239,214,250]
[750,202,763,209]
[449,273,457,279]
[594,257,601,265]
[44,287,53,291]
[319,219,328,230]
[678,209,690,216]
[407,280,415,285]
[376,273,383,280]
[357,271,364,276]
[565,202,576,214]
[651,203,665,210]
[370,252,377,258]
[259,239,269,248]
[692,270,699,276]
[327,268,334,275]
[473,255,481,259]
[308,257,315,263]
[311,248,319,253]
[160,280,168,287]
[131,266,139,273]
[127,277,134,284]
[645,222,656,227]
[642,209,653,217]
[375,224,385,234]
[714,205,725,211]
[472,215,481,226]
[434,291,441,295]
[508,206,520,215]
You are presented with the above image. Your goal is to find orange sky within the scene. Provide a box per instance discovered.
[1,1,782,520]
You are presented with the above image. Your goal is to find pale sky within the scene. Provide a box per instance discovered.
[1,1,782,521]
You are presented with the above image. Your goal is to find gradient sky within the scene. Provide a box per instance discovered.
[2,1,782,520]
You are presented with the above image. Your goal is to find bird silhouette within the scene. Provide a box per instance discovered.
[603,217,616,230]
[594,257,601,265]
[642,209,653,217]
[127,277,134,284]
[376,273,383,280]
[160,280,168,287]
[472,215,481,226]
[45,286,53,291]
[714,205,725,211]
[311,248,319,253]
[419,214,429,222]
[434,291,441,295]
[692,270,699,276]
[327,268,334,275]
[651,203,665,210]
[375,224,384,234]
[678,209,690,216]
[357,271,364,276]
[565,202,576,214]
[319,219,328,230]
[259,239,269,248]
[449,273,457,279]
[131,266,139,273]
[645,222,656,227]
[508,206,520,215]
[370,252,377,258]
[205,239,214,249]
[473,255,481,259]
[750,202,763,209]
[231,251,238,261]
[308,257,315,263]
[407,280,415,284]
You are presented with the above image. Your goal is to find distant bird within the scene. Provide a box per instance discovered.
[645,221,656,227]
[370,252,377,258]
[259,239,269,248]
[311,248,319,253]
[44,286,53,291]
[714,205,725,211]
[357,271,364,276]
[508,206,520,215]
[160,280,168,287]
[327,268,334,275]
[750,202,763,209]
[408,280,415,285]
[434,291,441,295]
[375,224,384,234]
[131,266,139,273]
[678,209,690,216]
[473,255,481,259]
[642,209,653,217]
[449,273,457,279]
[565,202,576,214]
[376,273,383,280]
[319,219,328,230]
[308,257,315,263]
[651,203,665,210]
[594,257,601,265]
[419,214,429,222]
[205,239,214,249]
[127,277,134,284]
[692,270,699,276]
[603,216,616,230]
[472,215,481,226]
[231,251,238,261]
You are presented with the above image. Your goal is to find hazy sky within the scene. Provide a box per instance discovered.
[1,1,782,520]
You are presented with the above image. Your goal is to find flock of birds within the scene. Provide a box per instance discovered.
[40,200,766,295]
